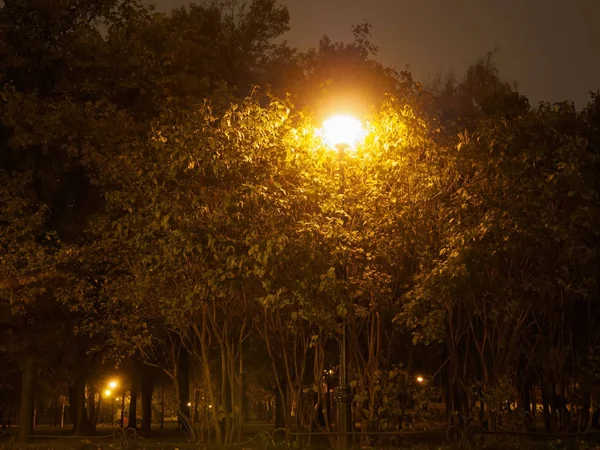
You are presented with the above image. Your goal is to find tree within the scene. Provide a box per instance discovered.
[0,0,142,430]
[395,95,600,430]
[428,52,530,126]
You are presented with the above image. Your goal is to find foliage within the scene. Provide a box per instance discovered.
[2,0,600,443]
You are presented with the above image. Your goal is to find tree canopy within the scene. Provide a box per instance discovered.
[1,0,600,444]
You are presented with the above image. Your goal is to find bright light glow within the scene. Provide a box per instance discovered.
[416,376,424,383]
[322,115,364,149]
[187,402,192,407]
[104,389,112,397]
[208,405,213,409]
[108,380,118,389]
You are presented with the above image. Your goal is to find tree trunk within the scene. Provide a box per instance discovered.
[275,379,285,429]
[120,394,125,427]
[140,379,153,436]
[17,353,36,442]
[49,400,54,427]
[551,383,559,431]
[193,385,200,423]
[69,384,77,429]
[523,382,531,414]
[177,348,190,431]
[542,384,552,433]
[160,381,164,429]
[199,308,222,445]
[531,384,537,420]
[580,390,591,432]
[560,380,570,431]
[74,379,91,436]
[234,339,243,443]
[242,390,249,424]
[128,378,138,429]
[221,340,231,444]
[87,384,97,431]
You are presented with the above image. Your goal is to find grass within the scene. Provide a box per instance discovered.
[2,422,600,449]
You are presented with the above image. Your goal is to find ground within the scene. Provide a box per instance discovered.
[0,421,598,449]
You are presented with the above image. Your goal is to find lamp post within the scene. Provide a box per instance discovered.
[103,379,120,426]
[108,380,119,425]
[103,390,112,426]
[322,115,364,450]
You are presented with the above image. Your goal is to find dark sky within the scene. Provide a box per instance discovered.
[155,0,600,108]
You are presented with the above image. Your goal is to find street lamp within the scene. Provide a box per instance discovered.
[322,114,365,450]
[103,389,115,426]
[106,380,119,426]
[322,115,363,150]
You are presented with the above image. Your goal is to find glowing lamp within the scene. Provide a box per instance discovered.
[322,115,364,149]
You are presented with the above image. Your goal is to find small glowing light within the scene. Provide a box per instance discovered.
[208,405,213,409]
[328,369,334,375]
[187,402,192,407]
[109,380,118,389]
[322,115,364,149]
[104,389,112,397]
[416,376,424,383]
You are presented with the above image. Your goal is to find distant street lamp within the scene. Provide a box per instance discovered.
[105,379,119,425]
[416,376,424,384]
[322,114,365,450]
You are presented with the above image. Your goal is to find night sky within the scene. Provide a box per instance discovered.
[155,0,600,108]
